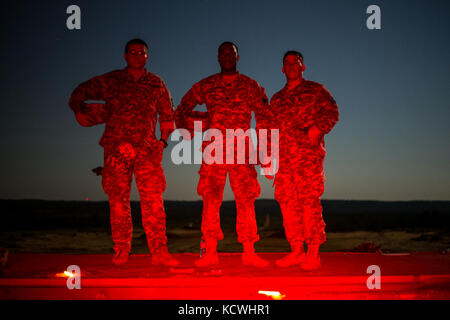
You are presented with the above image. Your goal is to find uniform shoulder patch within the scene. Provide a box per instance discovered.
[270,89,284,102]
[329,96,337,105]
[235,73,259,89]
[108,69,124,77]
[202,73,221,84]
[146,72,164,88]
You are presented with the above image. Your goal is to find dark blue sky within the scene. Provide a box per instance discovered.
[1,0,449,201]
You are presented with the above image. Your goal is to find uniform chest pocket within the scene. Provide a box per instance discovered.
[299,93,316,106]
[237,89,250,101]
[205,87,228,104]
[133,84,159,111]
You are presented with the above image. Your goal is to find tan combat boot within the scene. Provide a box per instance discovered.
[195,240,219,267]
[112,248,129,266]
[275,242,306,268]
[242,242,270,268]
[301,243,321,271]
[152,249,180,267]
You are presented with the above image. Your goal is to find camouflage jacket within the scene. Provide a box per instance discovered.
[175,72,268,132]
[69,68,174,148]
[175,72,269,164]
[269,79,339,156]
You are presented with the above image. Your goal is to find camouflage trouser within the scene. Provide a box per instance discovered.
[274,155,326,246]
[197,163,261,244]
[102,141,168,255]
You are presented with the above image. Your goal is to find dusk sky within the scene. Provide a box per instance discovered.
[0,0,449,201]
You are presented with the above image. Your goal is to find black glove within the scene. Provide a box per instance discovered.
[160,138,168,149]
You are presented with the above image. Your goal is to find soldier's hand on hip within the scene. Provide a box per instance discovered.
[75,113,93,127]
[307,125,322,145]
[262,164,275,180]
[159,138,168,149]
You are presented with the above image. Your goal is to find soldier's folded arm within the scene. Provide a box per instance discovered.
[314,86,339,134]
[68,74,110,127]
[253,85,269,131]
[157,80,176,143]
[253,86,273,167]
[175,82,207,134]
[266,95,282,131]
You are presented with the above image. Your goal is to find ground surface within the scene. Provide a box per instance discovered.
[1,252,449,299]
[1,228,449,254]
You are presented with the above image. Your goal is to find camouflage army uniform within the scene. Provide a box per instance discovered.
[69,68,174,255]
[175,73,269,244]
[269,79,339,246]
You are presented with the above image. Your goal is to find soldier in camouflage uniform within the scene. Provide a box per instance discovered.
[266,51,339,270]
[175,42,270,268]
[69,39,179,267]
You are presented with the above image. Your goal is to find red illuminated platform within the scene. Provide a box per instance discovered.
[1,252,449,300]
